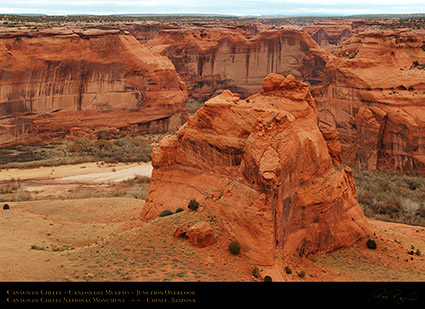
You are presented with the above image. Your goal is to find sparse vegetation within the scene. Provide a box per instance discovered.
[410,60,425,70]
[252,265,260,278]
[351,166,425,226]
[366,239,377,250]
[297,270,306,279]
[67,135,153,163]
[285,266,292,274]
[159,209,173,217]
[0,178,31,202]
[228,240,241,255]
[187,100,203,115]
[0,133,155,169]
[188,199,200,211]
[263,275,272,282]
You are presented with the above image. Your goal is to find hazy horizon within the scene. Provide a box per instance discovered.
[1,1,425,17]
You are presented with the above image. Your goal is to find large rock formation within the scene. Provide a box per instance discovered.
[147,28,328,101]
[0,29,188,146]
[313,28,425,175]
[142,73,370,265]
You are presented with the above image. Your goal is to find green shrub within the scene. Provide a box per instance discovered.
[159,209,173,217]
[284,266,292,274]
[263,275,272,282]
[252,265,260,278]
[297,271,306,279]
[228,240,241,255]
[188,199,200,211]
[366,239,377,250]
[175,207,184,213]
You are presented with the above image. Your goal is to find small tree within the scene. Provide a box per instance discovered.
[188,199,200,211]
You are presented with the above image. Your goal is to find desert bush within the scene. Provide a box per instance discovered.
[263,275,272,282]
[297,271,306,279]
[285,266,292,274]
[228,240,241,255]
[252,265,260,278]
[366,239,377,250]
[175,207,184,213]
[159,209,173,217]
[187,199,200,211]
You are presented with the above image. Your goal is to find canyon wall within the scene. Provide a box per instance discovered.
[147,28,328,101]
[0,29,188,146]
[313,28,425,174]
[142,74,370,265]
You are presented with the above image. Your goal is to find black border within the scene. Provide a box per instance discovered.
[1,281,424,306]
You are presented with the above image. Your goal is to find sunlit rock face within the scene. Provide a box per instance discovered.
[148,28,328,101]
[313,28,425,175]
[142,74,370,265]
[0,29,188,146]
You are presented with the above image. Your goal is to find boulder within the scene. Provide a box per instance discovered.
[186,222,216,248]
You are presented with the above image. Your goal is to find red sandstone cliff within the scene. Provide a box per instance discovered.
[0,29,188,146]
[302,20,353,47]
[142,74,370,265]
[147,28,328,101]
[312,28,425,174]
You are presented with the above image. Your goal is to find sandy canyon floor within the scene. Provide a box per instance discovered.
[0,163,424,282]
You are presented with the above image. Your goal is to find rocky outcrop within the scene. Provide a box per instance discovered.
[147,28,328,101]
[0,29,188,146]
[142,74,370,265]
[313,28,425,175]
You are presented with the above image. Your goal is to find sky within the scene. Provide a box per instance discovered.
[1,0,425,16]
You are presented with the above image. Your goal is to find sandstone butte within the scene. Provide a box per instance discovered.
[313,28,425,175]
[0,29,188,146]
[142,73,371,265]
[147,28,328,101]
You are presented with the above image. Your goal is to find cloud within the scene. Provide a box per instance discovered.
[0,0,424,15]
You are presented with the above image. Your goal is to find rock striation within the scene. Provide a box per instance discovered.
[147,28,328,101]
[0,29,188,146]
[142,73,370,265]
[313,28,425,175]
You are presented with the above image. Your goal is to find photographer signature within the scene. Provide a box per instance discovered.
[369,288,418,304]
